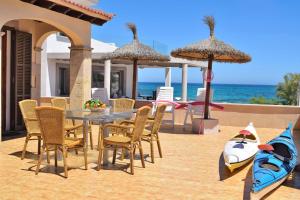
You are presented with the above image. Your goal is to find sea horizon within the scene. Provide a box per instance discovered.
[137,82,278,103]
[138,81,277,87]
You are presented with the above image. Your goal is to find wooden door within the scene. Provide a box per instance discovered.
[10,30,32,130]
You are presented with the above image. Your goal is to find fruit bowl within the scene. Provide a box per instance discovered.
[84,99,106,112]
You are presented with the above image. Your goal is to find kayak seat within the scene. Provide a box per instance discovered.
[260,162,280,172]
[272,143,292,160]
[233,134,256,141]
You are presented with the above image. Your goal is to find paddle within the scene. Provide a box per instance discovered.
[258,144,290,162]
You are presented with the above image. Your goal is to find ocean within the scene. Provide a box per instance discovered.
[137,82,277,104]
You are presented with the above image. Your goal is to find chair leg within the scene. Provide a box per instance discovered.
[35,146,45,175]
[138,141,145,168]
[38,136,42,155]
[54,145,58,168]
[21,135,30,160]
[45,147,50,164]
[72,132,78,155]
[120,148,125,160]
[83,147,88,170]
[62,147,68,178]
[112,148,117,165]
[156,134,163,158]
[133,146,136,156]
[97,146,103,171]
[130,149,134,175]
[150,138,155,163]
[89,130,93,150]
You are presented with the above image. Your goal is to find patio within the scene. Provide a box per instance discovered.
[1,124,299,200]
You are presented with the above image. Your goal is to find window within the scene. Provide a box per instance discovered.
[56,63,70,96]
[92,68,125,98]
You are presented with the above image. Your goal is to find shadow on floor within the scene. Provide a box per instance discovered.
[283,168,300,189]
[242,167,252,200]
[160,124,195,135]
[9,151,38,160]
[2,131,26,141]
[218,153,251,181]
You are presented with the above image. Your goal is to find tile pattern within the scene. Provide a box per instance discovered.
[0,126,299,200]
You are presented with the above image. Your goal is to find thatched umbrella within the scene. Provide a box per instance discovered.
[107,23,169,99]
[171,16,251,119]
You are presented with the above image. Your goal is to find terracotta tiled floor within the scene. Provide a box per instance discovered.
[0,125,299,200]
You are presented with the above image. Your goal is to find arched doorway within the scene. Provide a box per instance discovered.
[0,18,84,134]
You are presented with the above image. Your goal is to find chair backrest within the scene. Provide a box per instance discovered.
[151,104,167,135]
[156,87,173,101]
[92,88,109,105]
[111,98,135,112]
[19,99,39,134]
[196,88,214,101]
[51,98,67,109]
[35,106,65,145]
[131,106,151,142]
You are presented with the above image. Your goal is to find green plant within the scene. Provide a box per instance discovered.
[249,96,278,105]
[276,73,300,105]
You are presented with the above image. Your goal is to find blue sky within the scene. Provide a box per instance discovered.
[92,0,300,85]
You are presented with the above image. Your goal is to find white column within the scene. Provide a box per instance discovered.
[165,67,171,87]
[104,59,111,98]
[181,64,188,102]
[202,68,207,88]
[0,32,5,141]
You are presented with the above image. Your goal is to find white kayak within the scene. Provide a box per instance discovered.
[223,122,260,172]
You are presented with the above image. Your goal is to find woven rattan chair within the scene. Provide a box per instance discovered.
[51,98,94,149]
[111,98,135,112]
[97,106,151,175]
[142,104,166,163]
[19,100,49,162]
[35,106,88,178]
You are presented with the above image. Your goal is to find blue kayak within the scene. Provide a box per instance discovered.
[251,124,298,199]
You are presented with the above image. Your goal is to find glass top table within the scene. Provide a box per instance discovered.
[65,107,136,163]
[66,108,135,123]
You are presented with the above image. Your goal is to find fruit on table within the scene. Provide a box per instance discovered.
[84,99,106,109]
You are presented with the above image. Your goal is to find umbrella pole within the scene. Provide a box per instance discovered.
[132,59,138,99]
[204,55,213,119]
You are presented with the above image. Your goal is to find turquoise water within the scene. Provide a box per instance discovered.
[137,82,277,103]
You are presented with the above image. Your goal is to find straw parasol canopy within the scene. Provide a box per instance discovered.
[107,23,169,99]
[171,16,251,119]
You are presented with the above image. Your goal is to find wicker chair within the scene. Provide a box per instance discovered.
[35,106,88,178]
[142,104,166,163]
[111,98,135,112]
[19,100,49,162]
[97,106,151,175]
[51,98,94,149]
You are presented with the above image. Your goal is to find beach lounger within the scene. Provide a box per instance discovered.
[91,88,110,105]
[184,88,213,128]
[152,87,175,128]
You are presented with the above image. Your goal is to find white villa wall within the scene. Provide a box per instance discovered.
[41,34,134,98]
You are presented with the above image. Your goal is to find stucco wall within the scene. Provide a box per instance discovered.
[135,100,300,130]
[0,0,91,47]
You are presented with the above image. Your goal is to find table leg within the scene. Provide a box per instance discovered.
[83,120,89,150]
[102,122,111,165]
